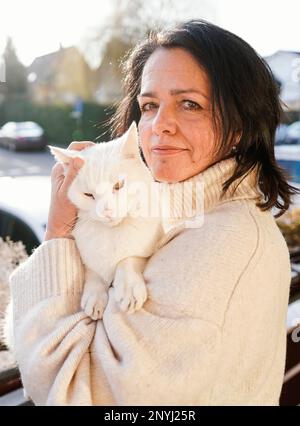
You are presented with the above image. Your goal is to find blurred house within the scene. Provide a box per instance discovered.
[265,50,300,110]
[91,37,127,104]
[27,45,96,105]
[93,60,124,104]
[27,41,126,106]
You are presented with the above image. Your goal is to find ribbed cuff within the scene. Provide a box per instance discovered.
[9,238,85,320]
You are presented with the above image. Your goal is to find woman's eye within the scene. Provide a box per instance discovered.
[139,102,158,113]
[84,193,95,199]
[182,100,201,110]
[113,180,124,191]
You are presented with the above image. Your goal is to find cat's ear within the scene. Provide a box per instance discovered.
[120,121,140,159]
[48,145,84,165]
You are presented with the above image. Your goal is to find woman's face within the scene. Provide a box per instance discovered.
[137,47,219,183]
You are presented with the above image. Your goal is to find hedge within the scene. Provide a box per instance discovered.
[0,96,116,147]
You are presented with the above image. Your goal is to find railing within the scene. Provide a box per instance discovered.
[279,249,300,405]
[289,249,300,303]
[280,324,300,406]
[0,367,22,398]
[0,342,33,406]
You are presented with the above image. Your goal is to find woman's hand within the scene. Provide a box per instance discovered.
[44,141,95,241]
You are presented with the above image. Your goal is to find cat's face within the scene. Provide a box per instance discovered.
[49,122,154,227]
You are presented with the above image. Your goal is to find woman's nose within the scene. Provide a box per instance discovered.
[152,106,176,136]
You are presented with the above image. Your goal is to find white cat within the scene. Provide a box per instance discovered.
[49,122,164,320]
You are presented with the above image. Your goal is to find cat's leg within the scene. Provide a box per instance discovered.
[81,268,108,320]
[113,257,148,314]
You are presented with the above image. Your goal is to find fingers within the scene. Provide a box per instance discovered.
[50,163,67,195]
[67,141,95,151]
[50,140,91,195]
[50,163,65,190]
[51,162,64,179]
[61,157,84,192]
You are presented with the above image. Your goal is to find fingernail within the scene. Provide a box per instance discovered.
[73,157,84,170]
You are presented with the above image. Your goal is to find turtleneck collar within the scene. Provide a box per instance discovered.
[158,157,264,233]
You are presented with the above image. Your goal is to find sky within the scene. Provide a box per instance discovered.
[1,0,300,67]
[217,0,300,57]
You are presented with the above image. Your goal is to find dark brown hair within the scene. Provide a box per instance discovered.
[109,19,300,218]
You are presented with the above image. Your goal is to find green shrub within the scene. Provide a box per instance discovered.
[0,96,115,147]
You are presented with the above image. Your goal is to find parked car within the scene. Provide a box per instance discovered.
[0,175,50,253]
[275,124,289,145]
[285,121,300,145]
[0,121,47,151]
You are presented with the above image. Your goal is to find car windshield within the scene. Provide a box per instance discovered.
[16,122,41,131]
[290,122,300,130]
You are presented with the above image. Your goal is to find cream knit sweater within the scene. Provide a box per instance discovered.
[8,158,291,406]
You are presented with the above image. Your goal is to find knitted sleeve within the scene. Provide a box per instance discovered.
[8,206,286,406]
[7,237,225,405]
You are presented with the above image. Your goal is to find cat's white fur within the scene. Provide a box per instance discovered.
[49,122,163,319]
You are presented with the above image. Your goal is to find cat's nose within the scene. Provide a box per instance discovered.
[103,207,113,218]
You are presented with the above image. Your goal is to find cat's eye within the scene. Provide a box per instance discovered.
[113,180,124,191]
[84,193,95,199]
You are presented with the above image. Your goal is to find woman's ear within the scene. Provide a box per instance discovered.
[48,145,84,165]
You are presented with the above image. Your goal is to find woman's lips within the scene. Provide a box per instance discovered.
[151,148,187,156]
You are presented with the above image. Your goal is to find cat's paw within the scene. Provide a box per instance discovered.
[81,287,108,320]
[113,273,147,314]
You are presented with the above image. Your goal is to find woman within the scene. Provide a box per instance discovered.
[6,19,298,405]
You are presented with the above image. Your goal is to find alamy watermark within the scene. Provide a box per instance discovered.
[86,179,205,229]
[0,56,5,83]
[291,318,300,343]
[291,58,300,83]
